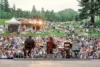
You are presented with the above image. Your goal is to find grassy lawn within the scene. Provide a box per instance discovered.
[0,31,10,37]
[0,20,100,37]
[88,31,100,36]
[37,22,100,37]
[0,19,5,25]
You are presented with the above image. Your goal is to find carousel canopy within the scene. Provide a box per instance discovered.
[5,17,21,24]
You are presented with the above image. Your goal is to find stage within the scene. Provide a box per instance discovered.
[0,59,100,67]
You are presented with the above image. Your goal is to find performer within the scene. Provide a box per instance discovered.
[62,39,72,58]
[46,37,56,55]
[24,36,35,58]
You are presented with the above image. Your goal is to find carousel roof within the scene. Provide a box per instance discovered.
[5,17,21,24]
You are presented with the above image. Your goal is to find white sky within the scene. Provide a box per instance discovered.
[8,0,80,12]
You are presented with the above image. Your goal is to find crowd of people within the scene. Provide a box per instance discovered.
[0,35,100,59]
[0,22,100,59]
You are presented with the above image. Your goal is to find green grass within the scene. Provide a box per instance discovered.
[0,31,10,37]
[35,32,50,37]
[0,19,100,37]
[53,32,65,37]
[88,31,100,36]
[0,19,5,25]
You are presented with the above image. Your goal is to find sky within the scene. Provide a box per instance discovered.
[8,0,80,12]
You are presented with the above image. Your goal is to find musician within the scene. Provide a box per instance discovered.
[62,40,72,58]
[46,37,56,55]
[24,36,35,58]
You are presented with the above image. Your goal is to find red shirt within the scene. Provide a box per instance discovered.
[47,40,54,50]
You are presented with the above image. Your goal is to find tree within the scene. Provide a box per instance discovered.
[44,10,55,22]
[4,0,9,12]
[58,9,78,22]
[78,0,100,26]
[31,5,37,17]
[49,10,56,22]
[40,7,45,19]
[13,4,16,11]
[0,10,4,18]
[0,0,79,22]
[16,8,23,18]
[0,0,4,10]
[75,15,80,22]
[22,11,31,18]
[45,10,49,21]
[11,4,16,17]
[55,13,61,21]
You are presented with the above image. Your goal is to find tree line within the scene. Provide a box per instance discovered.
[0,0,78,22]
[78,0,100,26]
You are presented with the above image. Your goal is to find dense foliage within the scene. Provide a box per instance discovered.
[78,0,100,26]
[0,0,78,22]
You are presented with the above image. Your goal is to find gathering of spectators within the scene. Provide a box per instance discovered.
[0,35,100,59]
[0,22,100,59]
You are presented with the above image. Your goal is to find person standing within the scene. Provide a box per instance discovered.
[46,37,56,58]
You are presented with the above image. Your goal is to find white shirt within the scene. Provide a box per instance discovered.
[1,54,7,58]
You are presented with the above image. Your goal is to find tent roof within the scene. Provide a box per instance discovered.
[5,17,21,24]
[21,19,31,25]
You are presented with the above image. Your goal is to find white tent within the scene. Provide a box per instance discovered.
[5,17,21,24]
[5,17,21,32]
